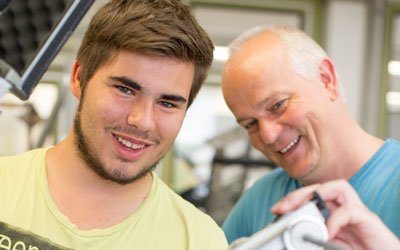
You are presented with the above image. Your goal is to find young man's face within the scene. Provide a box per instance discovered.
[71,51,194,184]
[222,34,338,184]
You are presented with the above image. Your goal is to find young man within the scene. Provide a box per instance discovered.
[221,26,400,243]
[0,0,227,249]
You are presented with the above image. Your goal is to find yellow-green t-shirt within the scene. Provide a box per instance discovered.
[0,148,228,249]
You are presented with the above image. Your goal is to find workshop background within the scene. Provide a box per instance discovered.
[0,0,399,225]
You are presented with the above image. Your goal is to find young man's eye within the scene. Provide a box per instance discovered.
[117,86,132,94]
[160,101,175,108]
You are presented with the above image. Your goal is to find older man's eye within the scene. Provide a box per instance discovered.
[271,99,288,111]
[244,120,257,130]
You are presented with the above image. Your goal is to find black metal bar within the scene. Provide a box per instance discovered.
[212,155,276,168]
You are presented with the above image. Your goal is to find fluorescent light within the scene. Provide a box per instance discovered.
[387,91,400,112]
[213,46,229,61]
[388,61,400,75]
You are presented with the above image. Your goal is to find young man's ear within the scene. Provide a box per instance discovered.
[70,60,82,99]
[319,58,339,101]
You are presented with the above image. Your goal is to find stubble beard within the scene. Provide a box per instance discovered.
[72,94,159,185]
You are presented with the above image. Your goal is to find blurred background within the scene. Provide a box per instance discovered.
[0,0,399,225]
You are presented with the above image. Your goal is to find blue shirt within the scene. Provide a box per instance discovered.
[222,139,400,244]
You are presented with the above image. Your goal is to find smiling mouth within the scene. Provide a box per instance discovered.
[279,136,300,154]
[115,135,146,150]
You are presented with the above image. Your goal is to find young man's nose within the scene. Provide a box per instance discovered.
[126,100,156,132]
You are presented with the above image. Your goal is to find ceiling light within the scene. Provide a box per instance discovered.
[213,46,229,61]
[387,91,400,112]
[388,60,400,75]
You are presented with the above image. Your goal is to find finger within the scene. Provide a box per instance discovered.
[325,205,357,238]
[326,203,374,239]
[271,184,320,214]
[315,180,363,207]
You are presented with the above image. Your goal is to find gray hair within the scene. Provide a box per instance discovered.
[228,26,327,81]
[227,26,345,99]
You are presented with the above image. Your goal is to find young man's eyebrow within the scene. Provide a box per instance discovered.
[110,75,187,104]
[161,94,187,104]
[109,76,141,91]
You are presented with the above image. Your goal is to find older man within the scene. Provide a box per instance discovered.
[221,26,400,244]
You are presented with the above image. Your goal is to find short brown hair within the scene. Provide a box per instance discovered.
[77,0,214,107]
